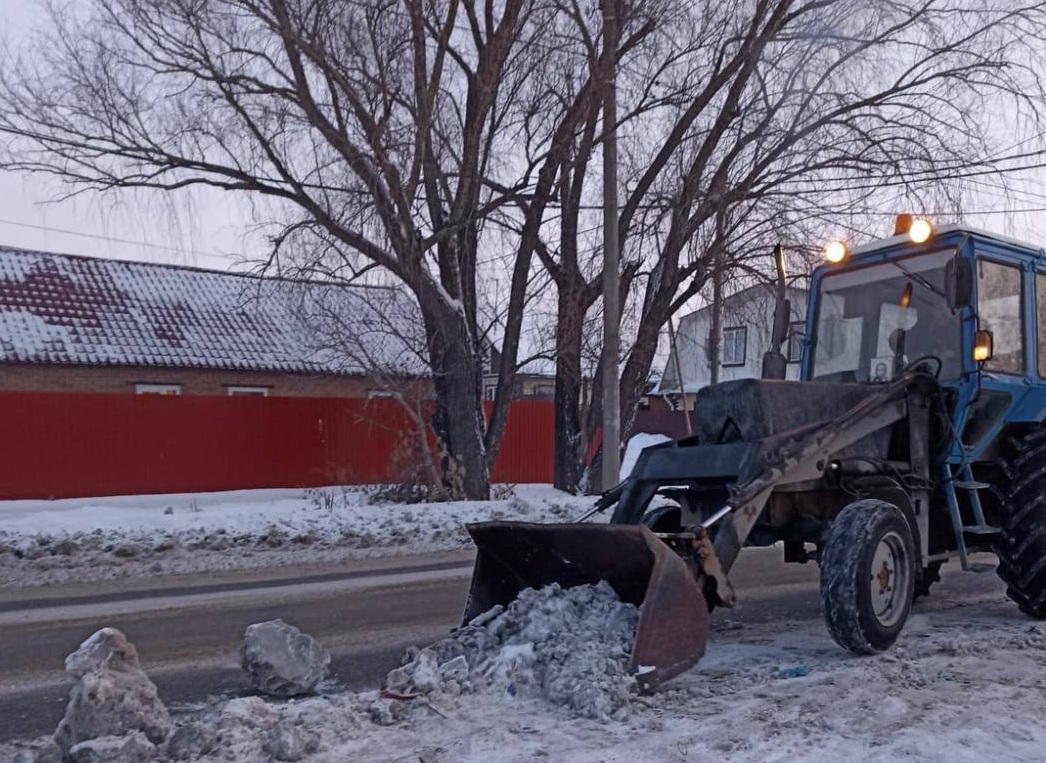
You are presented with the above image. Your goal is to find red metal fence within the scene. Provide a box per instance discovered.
[0,392,554,500]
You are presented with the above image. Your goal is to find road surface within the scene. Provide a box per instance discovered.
[0,546,1004,742]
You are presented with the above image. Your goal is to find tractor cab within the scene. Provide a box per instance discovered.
[803,222,1045,466]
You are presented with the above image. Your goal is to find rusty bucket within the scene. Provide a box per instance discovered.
[463,522,709,691]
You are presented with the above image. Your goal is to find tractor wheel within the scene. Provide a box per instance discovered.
[640,504,682,533]
[820,499,916,654]
[995,430,1046,618]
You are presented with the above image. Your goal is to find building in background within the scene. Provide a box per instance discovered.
[657,284,809,409]
[481,346,594,402]
[0,246,428,397]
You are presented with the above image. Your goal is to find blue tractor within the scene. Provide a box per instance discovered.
[463,221,1046,690]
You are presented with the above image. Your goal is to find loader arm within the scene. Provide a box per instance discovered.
[611,372,935,576]
[709,375,923,572]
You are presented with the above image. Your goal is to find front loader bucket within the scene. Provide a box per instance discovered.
[464,522,709,691]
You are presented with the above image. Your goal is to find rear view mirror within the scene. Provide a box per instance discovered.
[946,256,973,311]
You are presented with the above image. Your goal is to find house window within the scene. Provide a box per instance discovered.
[532,384,554,397]
[722,326,747,367]
[227,386,270,397]
[484,385,497,401]
[788,321,805,363]
[135,383,181,395]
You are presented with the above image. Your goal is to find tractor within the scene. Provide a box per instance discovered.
[463,220,1046,691]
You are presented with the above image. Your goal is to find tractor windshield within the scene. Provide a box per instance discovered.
[810,250,961,383]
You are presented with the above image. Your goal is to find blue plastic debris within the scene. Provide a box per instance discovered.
[778,664,812,679]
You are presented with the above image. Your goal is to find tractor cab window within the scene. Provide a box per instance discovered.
[810,250,961,383]
[977,260,1024,375]
[1036,273,1046,378]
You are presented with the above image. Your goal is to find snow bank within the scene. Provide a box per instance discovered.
[388,582,640,721]
[4,588,1044,762]
[0,485,595,587]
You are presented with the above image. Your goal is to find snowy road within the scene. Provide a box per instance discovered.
[0,551,476,742]
[0,545,1008,745]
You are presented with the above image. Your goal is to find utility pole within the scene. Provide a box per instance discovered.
[707,212,726,386]
[708,257,723,386]
[600,0,620,489]
[667,315,693,436]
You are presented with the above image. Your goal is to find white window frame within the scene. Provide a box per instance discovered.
[484,385,497,401]
[722,326,747,367]
[135,383,182,396]
[226,386,270,397]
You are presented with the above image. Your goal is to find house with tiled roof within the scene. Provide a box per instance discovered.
[0,246,428,397]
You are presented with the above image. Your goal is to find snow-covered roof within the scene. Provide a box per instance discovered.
[679,282,809,322]
[0,246,427,376]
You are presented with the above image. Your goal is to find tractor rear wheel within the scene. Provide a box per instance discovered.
[820,499,916,654]
[996,430,1046,618]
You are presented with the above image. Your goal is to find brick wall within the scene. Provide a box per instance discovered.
[0,363,432,398]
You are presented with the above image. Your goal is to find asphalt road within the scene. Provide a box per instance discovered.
[0,546,1004,742]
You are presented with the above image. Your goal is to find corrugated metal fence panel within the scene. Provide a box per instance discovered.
[0,392,553,500]
[488,400,555,484]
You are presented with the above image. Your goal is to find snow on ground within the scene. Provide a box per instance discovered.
[0,485,596,587]
[3,580,1043,762]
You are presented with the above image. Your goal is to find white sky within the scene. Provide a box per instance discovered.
[0,1,260,271]
[0,0,1045,276]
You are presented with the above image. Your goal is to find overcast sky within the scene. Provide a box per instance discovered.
[0,1,260,271]
[0,0,1044,274]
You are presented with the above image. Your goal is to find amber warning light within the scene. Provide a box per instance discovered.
[894,214,933,244]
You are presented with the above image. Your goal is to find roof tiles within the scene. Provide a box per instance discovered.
[0,247,425,376]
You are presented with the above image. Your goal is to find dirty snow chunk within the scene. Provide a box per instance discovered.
[428,581,640,721]
[164,721,218,761]
[263,719,321,762]
[68,732,154,763]
[31,739,62,763]
[55,628,172,754]
[64,626,143,677]
[367,698,405,726]
[241,619,331,697]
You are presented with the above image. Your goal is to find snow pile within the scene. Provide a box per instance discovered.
[0,485,593,586]
[6,591,1046,761]
[386,582,640,721]
[619,433,672,481]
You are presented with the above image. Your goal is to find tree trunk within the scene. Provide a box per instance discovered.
[618,306,665,441]
[553,279,589,492]
[422,302,490,500]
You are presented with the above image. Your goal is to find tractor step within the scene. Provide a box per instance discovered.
[962,524,1000,536]
[967,561,996,573]
[953,480,991,490]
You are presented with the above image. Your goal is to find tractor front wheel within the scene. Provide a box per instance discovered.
[820,499,916,654]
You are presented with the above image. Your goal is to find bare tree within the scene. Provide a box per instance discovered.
[3,0,1044,500]
[553,0,1046,489]
[0,0,577,499]
[284,280,449,493]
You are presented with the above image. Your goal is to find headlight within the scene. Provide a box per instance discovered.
[908,218,933,244]
[825,240,848,264]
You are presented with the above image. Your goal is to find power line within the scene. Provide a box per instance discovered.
[0,217,225,259]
